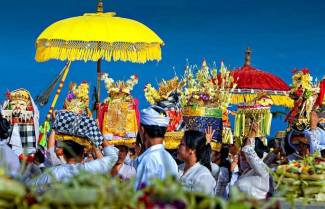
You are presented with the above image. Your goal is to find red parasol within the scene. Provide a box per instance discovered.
[229,48,293,107]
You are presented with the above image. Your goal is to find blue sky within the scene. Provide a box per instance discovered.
[0,0,324,136]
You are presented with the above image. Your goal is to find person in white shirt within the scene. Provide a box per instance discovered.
[111,145,136,180]
[235,123,270,200]
[28,131,118,187]
[0,115,20,177]
[177,130,216,195]
[135,106,178,190]
[307,111,325,154]
[45,130,66,166]
[215,145,232,199]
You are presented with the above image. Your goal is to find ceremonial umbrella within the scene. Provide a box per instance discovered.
[35,0,164,145]
[230,48,293,108]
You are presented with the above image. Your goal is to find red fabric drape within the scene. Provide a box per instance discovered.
[316,79,325,107]
[98,99,140,132]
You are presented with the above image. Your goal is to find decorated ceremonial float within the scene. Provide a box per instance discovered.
[286,68,319,131]
[144,75,186,149]
[52,82,104,148]
[231,49,292,144]
[315,77,325,128]
[234,94,273,144]
[1,89,39,155]
[99,73,139,142]
[272,70,325,203]
[180,60,237,147]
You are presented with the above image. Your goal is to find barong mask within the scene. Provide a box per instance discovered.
[0,89,39,155]
[2,89,34,123]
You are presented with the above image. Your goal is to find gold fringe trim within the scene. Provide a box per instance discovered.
[107,139,136,147]
[35,39,162,63]
[55,134,93,148]
[106,131,221,151]
[56,131,221,151]
[231,94,294,108]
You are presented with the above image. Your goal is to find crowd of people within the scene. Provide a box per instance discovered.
[0,104,324,200]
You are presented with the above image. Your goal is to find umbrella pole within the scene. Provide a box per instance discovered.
[38,61,72,145]
[45,61,72,121]
[96,58,102,119]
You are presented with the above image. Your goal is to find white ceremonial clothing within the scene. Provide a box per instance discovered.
[215,167,230,198]
[46,147,64,167]
[118,163,136,180]
[211,162,220,180]
[178,162,216,195]
[307,127,325,154]
[235,142,269,200]
[0,141,20,177]
[135,144,178,189]
[28,146,118,187]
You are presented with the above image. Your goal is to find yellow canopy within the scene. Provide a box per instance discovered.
[35,12,164,63]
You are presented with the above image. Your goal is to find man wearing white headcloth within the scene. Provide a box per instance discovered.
[135,106,178,190]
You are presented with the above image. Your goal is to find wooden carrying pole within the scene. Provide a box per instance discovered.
[45,61,72,121]
[96,0,104,119]
[97,58,101,119]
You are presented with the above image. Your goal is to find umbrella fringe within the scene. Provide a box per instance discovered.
[231,94,294,108]
[35,40,162,63]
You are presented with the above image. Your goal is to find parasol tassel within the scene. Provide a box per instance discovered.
[35,66,66,106]
[37,62,72,146]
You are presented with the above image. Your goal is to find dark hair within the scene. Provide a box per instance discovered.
[141,124,167,138]
[254,138,269,159]
[267,139,277,150]
[321,149,325,158]
[62,140,85,160]
[116,145,129,153]
[135,133,145,154]
[183,130,212,171]
[34,149,45,164]
[136,133,143,147]
[0,115,10,140]
[219,145,232,182]
[283,133,298,156]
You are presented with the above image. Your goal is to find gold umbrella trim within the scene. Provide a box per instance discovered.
[231,94,293,108]
[36,39,162,63]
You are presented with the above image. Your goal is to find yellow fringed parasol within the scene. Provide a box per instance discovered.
[36,0,163,146]
[35,11,163,63]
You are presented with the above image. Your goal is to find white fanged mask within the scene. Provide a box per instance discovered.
[10,100,28,116]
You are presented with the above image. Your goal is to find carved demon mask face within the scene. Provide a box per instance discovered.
[10,100,28,116]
